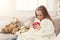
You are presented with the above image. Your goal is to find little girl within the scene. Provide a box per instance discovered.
[17,5,56,40]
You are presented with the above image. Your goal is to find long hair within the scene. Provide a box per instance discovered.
[35,5,55,25]
[35,6,52,21]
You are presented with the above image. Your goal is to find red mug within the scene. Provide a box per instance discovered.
[32,22,40,29]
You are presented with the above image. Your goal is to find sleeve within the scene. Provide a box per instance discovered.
[40,19,55,36]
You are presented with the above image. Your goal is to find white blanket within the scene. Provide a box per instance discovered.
[17,19,56,40]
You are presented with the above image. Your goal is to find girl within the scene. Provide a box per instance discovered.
[17,5,56,40]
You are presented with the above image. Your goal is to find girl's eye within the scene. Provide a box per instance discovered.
[37,15,42,16]
[40,15,42,16]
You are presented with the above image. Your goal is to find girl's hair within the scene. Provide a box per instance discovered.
[35,5,55,25]
[35,6,52,21]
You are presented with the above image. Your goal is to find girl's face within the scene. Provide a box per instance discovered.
[36,10,44,20]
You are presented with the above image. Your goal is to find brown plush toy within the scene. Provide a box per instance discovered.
[2,17,20,34]
[8,23,16,33]
[12,27,19,34]
[2,27,9,33]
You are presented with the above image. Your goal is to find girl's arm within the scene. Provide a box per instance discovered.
[39,19,55,37]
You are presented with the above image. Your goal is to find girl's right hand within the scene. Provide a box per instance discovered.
[36,25,41,30]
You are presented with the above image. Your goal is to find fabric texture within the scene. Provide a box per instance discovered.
[17,18,56,40]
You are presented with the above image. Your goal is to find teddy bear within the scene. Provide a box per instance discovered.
[2,25,9,33]
[2,17,21,34]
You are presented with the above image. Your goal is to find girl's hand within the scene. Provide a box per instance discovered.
[36,25,41,30]
[32,22,41,30]
[32,24,41,30]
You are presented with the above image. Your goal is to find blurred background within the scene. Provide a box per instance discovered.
[0,0,60,29]
[0,0,60,17]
